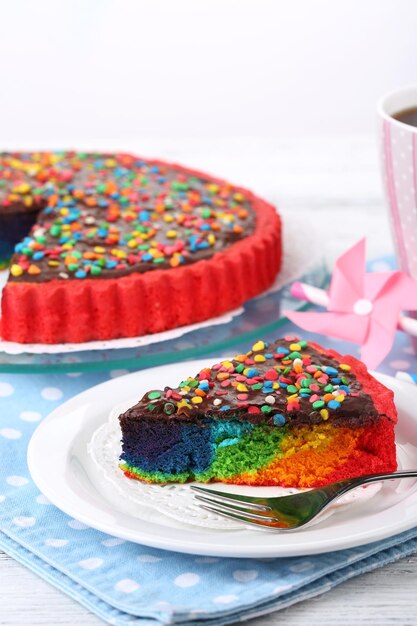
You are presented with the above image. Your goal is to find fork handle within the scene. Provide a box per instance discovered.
[349,470,417,484]
[328,470,417,497]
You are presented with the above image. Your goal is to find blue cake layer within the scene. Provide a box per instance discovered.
[0,210,39,266]
[120,418,255,475]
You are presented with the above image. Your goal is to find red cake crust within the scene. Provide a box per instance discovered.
[1,161,281,343]
[310,344,397,423]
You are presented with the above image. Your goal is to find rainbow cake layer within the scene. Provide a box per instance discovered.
[119,338,398,488]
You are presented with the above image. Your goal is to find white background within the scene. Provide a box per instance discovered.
[0,0,416,148]
[0,0,415,259]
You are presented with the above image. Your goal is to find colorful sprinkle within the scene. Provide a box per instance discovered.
[273,414,286,426]
[164,339,356,424]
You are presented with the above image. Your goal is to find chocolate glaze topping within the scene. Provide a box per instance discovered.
[120,338,380,430]
[0,152,255,282]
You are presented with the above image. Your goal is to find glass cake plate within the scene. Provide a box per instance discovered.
[0,219,327,373]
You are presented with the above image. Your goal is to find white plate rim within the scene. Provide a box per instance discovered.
[27,360,417,558]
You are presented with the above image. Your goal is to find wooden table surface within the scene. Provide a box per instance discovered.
[2,136,417,626]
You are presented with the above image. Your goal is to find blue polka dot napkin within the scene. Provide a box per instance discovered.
[2,318,417,624]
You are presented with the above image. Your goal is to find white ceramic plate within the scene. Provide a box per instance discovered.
[27,360,417,558]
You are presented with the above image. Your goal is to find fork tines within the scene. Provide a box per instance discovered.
[190,485,271,511]
[190,485,288,530]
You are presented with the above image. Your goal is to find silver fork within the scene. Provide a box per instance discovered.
[191,470,417,531]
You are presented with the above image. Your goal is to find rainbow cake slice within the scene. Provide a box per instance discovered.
[118,338,397,488]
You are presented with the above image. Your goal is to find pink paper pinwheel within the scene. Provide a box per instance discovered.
[285,239,417,369]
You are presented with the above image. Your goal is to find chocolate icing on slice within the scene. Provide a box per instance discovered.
[119,339,379,430]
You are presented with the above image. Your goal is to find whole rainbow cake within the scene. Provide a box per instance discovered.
[0,152,281,343]
[118,338,397,488]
